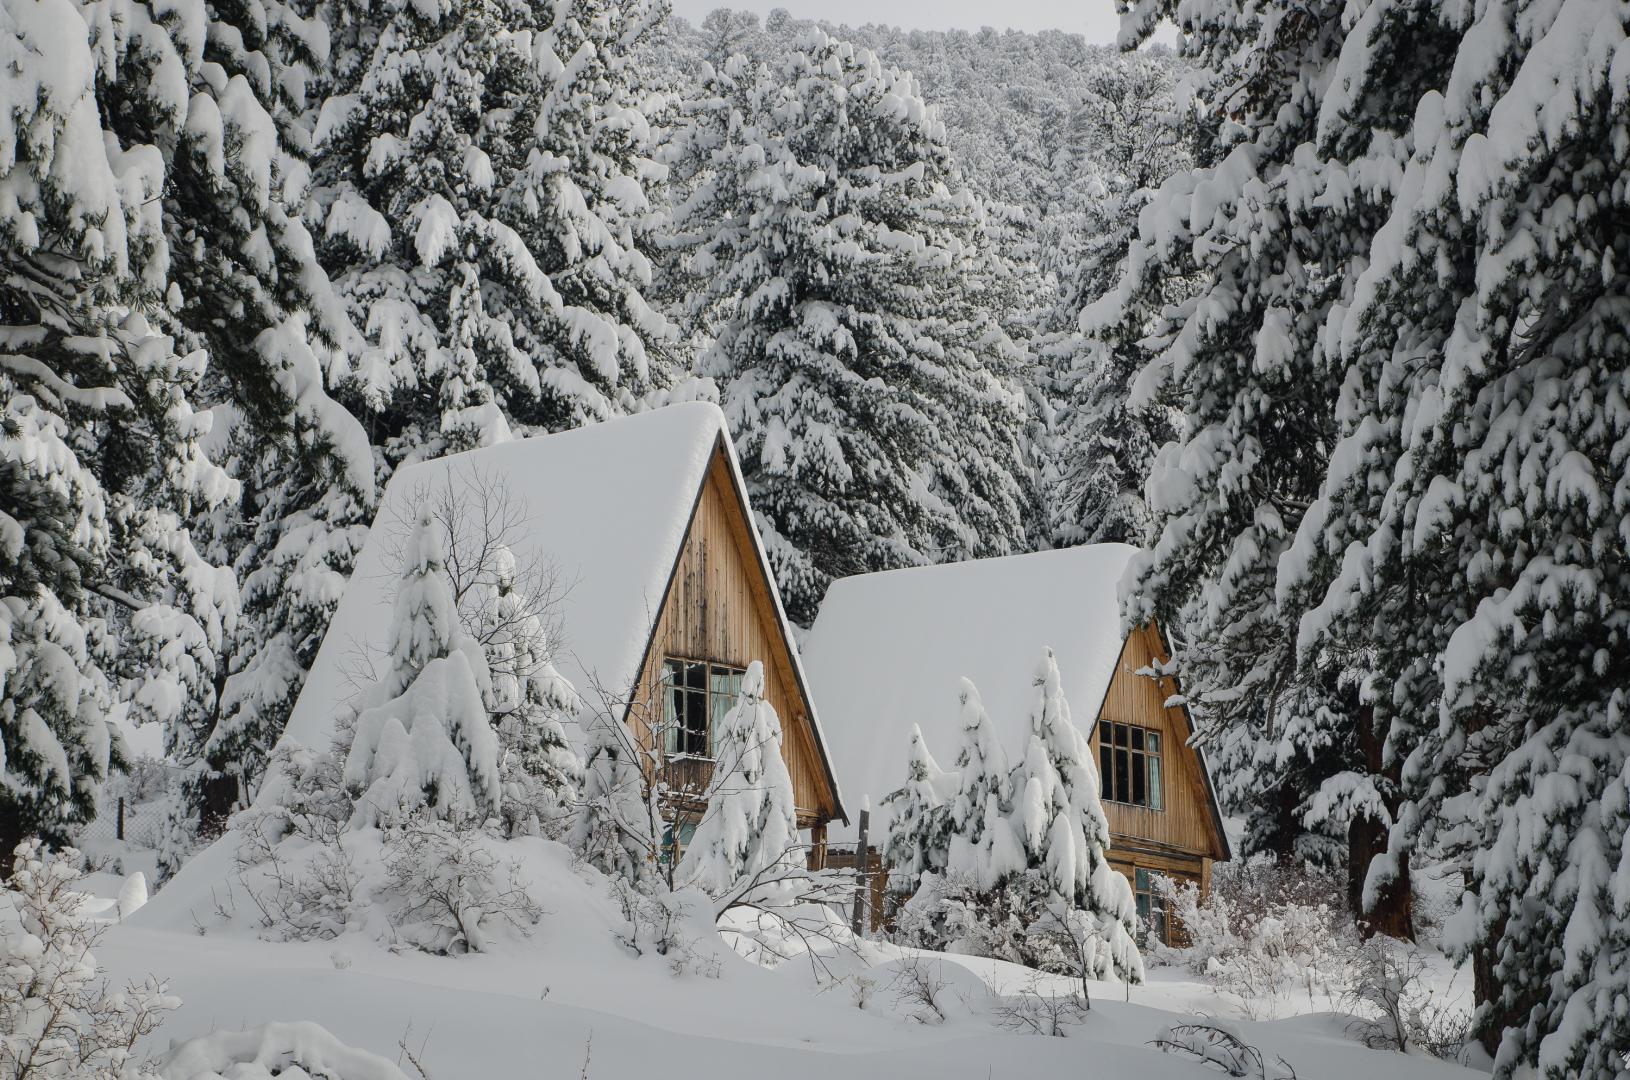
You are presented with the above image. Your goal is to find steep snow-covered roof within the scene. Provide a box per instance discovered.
[801,545,1138,833]
[281,402,811,762]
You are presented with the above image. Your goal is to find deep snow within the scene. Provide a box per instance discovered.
[94,836,1481,1080]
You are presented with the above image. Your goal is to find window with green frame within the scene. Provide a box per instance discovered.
[1098,719,1164,809]
[662,658,745,758]
[659,820,697,865]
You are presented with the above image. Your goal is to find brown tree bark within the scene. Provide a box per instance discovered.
[1349,703,1414,940]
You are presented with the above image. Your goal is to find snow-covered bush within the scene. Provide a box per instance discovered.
[1151,861,1356,1019]
[379,815,541,955]
[159,1021,411,1080]
[1,842,180,1080]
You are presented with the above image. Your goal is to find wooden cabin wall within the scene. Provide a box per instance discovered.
[1095,625,1225,861]
[628,448,836,825]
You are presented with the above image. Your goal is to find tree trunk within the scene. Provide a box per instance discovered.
[1349,703,1414,940]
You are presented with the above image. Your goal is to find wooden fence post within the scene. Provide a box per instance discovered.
[116,797,125,842]
[850,807,870,937]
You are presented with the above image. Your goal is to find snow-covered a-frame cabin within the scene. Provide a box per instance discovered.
[801,545,1230,943]
[276,402,846,849]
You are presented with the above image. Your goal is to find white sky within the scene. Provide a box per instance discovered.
[668,0,1132,44]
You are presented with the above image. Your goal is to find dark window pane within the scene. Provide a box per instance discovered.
[1132,752,1146,805]
[1100,745,1114,800]
[1130,727,1145,752]
[683,661,707,690]
[1135,867,1151,891]
[1114,722,1129,747]
[1135,892,1149,922]
[1115,748,1130,802]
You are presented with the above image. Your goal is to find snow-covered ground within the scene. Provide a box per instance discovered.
[86,837,1482,1080]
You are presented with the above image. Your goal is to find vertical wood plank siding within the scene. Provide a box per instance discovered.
[629,448,837,826]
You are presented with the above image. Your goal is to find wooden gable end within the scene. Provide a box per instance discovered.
[625,441,843,828]
[1093,623,1229,862]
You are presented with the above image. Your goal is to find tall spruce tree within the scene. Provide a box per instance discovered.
[0,0,341,863]
[661,31,1031,623]
[881,724,954,894]
[1116,0,1630,1070]
[312,0,679,464]
[1101,0,1413,939]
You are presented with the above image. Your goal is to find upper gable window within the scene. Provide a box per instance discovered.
[1099,720,1164,810]
[662,658,745,758]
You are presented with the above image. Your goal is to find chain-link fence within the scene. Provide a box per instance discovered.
[73,760,188,850]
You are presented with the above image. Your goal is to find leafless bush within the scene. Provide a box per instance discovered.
[381,814,542,955]
[381,464,572,679]
[1341,937,1470,1060]
[992,973,1089,1037]
[887,957,949,1024]
[232,745,361,941]
[1151,1023,1299,1078]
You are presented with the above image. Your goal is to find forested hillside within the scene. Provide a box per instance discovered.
[3,0,1626,1075]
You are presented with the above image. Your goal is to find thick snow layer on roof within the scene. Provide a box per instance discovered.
[281,402,729,754]
[802,545,1137,835]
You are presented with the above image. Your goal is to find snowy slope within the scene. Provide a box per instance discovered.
[282,402,722,753]
[105,839,1480,1080]
[802,546,1136,832]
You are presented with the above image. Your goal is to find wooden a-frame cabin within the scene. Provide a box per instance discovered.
[802,545,1230,942]
[277,402,846,846]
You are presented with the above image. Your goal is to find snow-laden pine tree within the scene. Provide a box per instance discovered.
[483,547,582,836]
[1010,648,1141,981]
[1116,0,1630,1069]
[0,0,266,866]
[677,662,802,906]
[571,710,651,885]
[1040,56,1190,549]
[342,508,499,826]
[312,0,679,463]
[1100,0,1412,940]
[943,680,1024,892]
[105,0,378,856]
[661,32,1031,623]
[881,724,954,895]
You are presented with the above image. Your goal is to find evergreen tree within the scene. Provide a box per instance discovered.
[341,507,499,826]
[662,32,1031,623]
[0,0,257,865]
[484,546,582,835]
[1117,0,1630,1069]
[677,661,800,902]
[1102,0,1411,939]
[1011,648,1142,981]
[944,679,1023,892]
[312,0,679,464]
[571,708,652,885]
[881,724,954,894]
[1042,56,1189,549]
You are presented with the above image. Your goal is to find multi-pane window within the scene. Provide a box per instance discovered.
[1098,720,1163,809]
[662,658,745,758]
[1134,867,1169,943]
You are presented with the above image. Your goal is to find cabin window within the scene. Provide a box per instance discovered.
[662,658,745,758]
[1134,867,1169,944]
[1098,720,1163,809]
[658,820,697,865]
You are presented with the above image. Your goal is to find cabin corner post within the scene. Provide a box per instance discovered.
[809,822,828,871]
